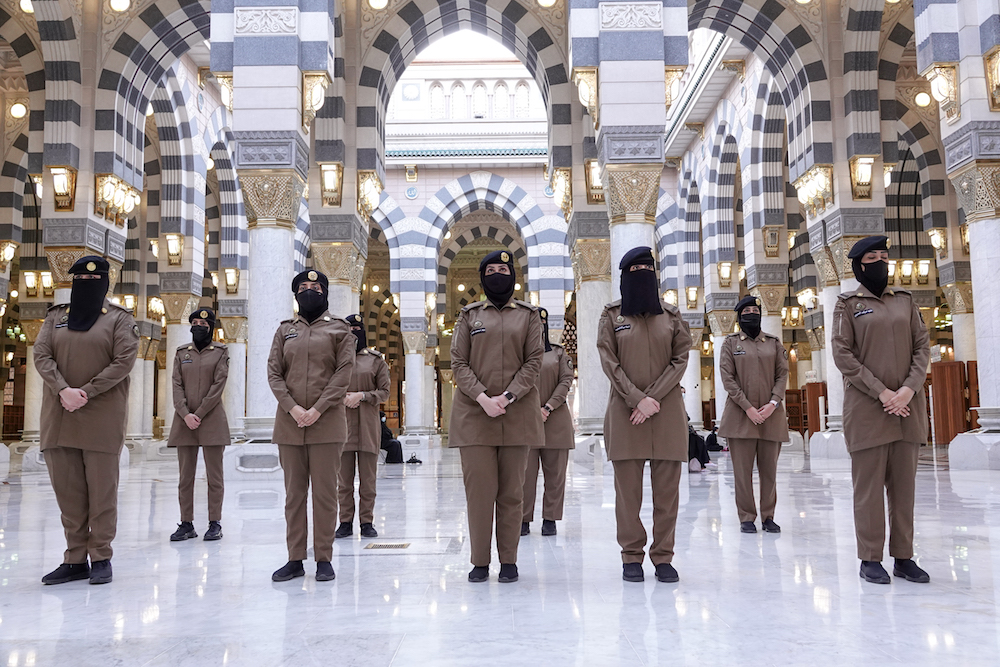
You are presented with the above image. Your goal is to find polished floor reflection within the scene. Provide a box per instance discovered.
[0,444,997,666]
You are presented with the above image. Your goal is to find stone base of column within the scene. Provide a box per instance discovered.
[949,409,1000,469]
[397,433,439,461]
[808,431,849,459]
[223,443,284,480]
[0,442,9,478]
[124,437,152,463]
[244,417,276,443]
[576,417,604,435]
[20,430,40,444]
[785,430,806,452]
[573,435,605,463]
[824,414,844,431]
[20,445,130,471]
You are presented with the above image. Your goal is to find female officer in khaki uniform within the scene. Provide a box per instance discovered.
[598,247,691,584]
[267,269,356,583]
[34,256,139,585]
[521,307,575,537]
[832,235,930,585]
[718,295,789,535]
[168,307,230,543]
[336,314,391,540]
[450,249,544,584]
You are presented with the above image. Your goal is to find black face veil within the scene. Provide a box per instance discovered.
[619,247,663,317]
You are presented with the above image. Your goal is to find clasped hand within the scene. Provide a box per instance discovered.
[477,393,507,418]
[630,397,660,425]
[184,414,201,430]
[59,387,88,412]
[745,402,776,425]
[344,392,364,409]
[879,386,914,417]
[290,405,321,428]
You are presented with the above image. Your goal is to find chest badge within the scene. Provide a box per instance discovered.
[61,315,68,323]
[855,302,863,310]
[736,345,742,351]
[616,315,624,323]
[184,353,191,360]
[289,328,296,334]
[474,321,482,328]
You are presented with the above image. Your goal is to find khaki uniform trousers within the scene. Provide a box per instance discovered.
[45,447,121,563]
[522,448,569,522]
[278,443,342,562]
[177,446,225,523]
[612,459,682,565]
[338,450,378,524]
[727,438,781,523]
[460,446,529,566]
[850,440,918,561]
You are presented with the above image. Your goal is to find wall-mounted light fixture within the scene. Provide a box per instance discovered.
[794,165,834,218]
[0,241,16,273]
[405,165,418,183]
[19,0,33,14]
[960,223,970,254]
[40,271,54,297]
[149,239,159,258]
[572,67,598,129]
[123,294,136,313]
[685,286,699,310]
[763,226,782,257]
[368,0,388,9]
[8,101,27,119]
[165,233,183,266]
[95,174,139,225]
[320,163,344,207]
[923,63,959,122]
[663,289,678,306]
[849,155,876,200]
[718,261,733,288]
[584,158,604,205]
[224,267,240,294]
[50,167,77,210]
[357,170,382,218]
[887,259,897,284]
[986,47,1000,111]
[796,287,817,310]
[302,71,332,130]
[787,231,797,251]
[883,163,895,189]
[215,73,234,112]
[552,168,572,220]
[664,67,686,114]
[900,259,914,285]
[23,271,37,297]
[927,228,948,259]
[147,296,165,317]
[917,259,931,285]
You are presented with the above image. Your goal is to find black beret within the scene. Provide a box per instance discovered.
[619,246,656,271]
[345,314,363,327]
[847,235,890,259]
[291,269,329,293]
[479,249,515,273]
[538,307,548,320]
[189,307,217,326]
[734,295,762,313]
[69,255,110,275]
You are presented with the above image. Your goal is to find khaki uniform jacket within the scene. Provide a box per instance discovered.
[168,343,231,447]
[718,332,790,442]
[34,300,139,453]
[344,348,391,454]
[537,345,575,449]
[832,286,930,452]
[267,311,356,445]
[598,300,692,461]
[449,299,545,447]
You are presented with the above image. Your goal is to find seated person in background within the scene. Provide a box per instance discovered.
[380,412,404,464]
[688,423,713,472]
[706,426,723,451]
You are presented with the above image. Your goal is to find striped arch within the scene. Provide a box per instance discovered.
[679,164,703,289]
[0,131,29,244]
[203,181,221,298]
[699,102,742,270]
[456,284,485,311]
[689,0,832,182]
[744,73,786,232]
[94,0,211,189]
[895,106,952,230]
[842,0,885,158]
[294,197,310,273]
[654,188,681,292]
[878,7,914,164]
[314,1,346,165]
[355,0,573,179]
[436,222,529,315]
[884,136,926,256]
[140,126,162,313]
[32,0,83,171]
[364,286,401,361]
[203,105,247,272]
[0,11,45,174]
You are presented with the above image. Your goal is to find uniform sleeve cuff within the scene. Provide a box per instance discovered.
[626,388,646,409]
[278,396,299,413]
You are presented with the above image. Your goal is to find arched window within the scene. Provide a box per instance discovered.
[514,82,530,118]
[451,83,467,119]
[472,82,488,118]
[493,82,510,119]
[429,83,445,119]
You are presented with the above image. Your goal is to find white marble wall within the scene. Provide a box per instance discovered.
[712,334,727,425]
[423,364,437,431]
[821,285,844,430]
[23,348,42,441]
[224,340,247,439]
[683,348,703,428]
[952,312,977,363]
[328,283,354,320]
[126,362,146,439]
[575,278,612,433]
[404,352,433,434]
[142,358,155,438]
[157,360,167,428]
[761,314,782,339]
[969,218,1000,427]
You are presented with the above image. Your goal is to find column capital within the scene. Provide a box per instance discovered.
[22,319,44,345]
[707,310,736,337]
[949,160,1000,223]
[402,331,427,354]
[238,169,305,229]
[795,342,812,361]
[161,294,201,325]
[572,238,611,288]
[750,285,786,317]
[942,281,974,314]
[219,316,249,343]
[806,327,826,351]
[312,242,360,287]
[602,165,661,226]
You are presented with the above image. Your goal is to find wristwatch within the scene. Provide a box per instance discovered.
[769,399,778,406]
[543,403,554,413]
[362,392,366,402]
[503,391,516,403]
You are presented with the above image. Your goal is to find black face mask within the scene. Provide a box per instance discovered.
[351,326,366,352]
[541,319,552,352]
[67,276,110,331]
[739,313,762,339]
[295,289,328,323]
[482,272,515,309]
[620,268,663,317]
[854,259,889,297]
[191,325,212,350]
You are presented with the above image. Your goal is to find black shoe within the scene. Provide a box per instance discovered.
[170,521,198,541]
[498,564,518,583]
[468,566,489,583]
[41,562,90,585]
[860,560,891,584]
[520,522,530,536]
[89,559,113,585]
[360,523,378,538]
[272,560,305,582]
[740,521,757,533]
[406,454,423,464]
[316,561,336,581]
[541,520,557,536]
[655,563,679,583]
[203,521,223,541]
[762,518,781,533]
[335,522,353,538]
[893,558,930,583]
[622,563,644,582]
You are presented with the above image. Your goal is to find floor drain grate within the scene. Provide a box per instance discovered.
[364,543,410,550]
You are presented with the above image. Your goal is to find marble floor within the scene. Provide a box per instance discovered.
[1,443,999,666]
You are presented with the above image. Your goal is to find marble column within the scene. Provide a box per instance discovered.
[142,355,156,439]
[751,285,786,339]
[572,239,612,434]
[160,296,199,439]
[220,316,248,440]
[820,284,844,430]
[313,243,361,319]
[683,327,704,428]
[402,332,434,435]
[22,345,42,442]
[126,345,147,440]
[423,361,437,432]
[708,310,736,424]
[440,369,454,435]
[942,282,976,362]
[156,353,168,434]
[603,168,661,299]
